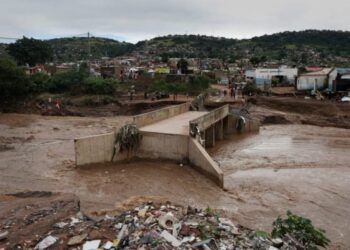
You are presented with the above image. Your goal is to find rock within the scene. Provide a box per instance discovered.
[83,240,101,250]
[0,231,8,241]
[160,230,181,247]
[67,233,88,246]
[35,235,57,250]
[89,230,102,240]
[269,246,279,250]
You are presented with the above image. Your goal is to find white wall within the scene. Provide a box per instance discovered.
[297,76,327,91]
[245,67,298,83]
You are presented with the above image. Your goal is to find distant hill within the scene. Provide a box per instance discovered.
[1,30,349,65]
[135,30,350,65]
[48,37,135,62]
[135,35,238,59]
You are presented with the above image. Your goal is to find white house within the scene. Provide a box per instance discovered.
[297,68,333,91]
[245,66,298,85]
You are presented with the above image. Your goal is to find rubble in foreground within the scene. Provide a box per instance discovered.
[0,198,305,250]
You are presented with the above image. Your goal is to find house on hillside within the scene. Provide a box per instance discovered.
[296,68,333,91]
[25,64,48,75]
[328,68,350,92]
[100,65,125,80]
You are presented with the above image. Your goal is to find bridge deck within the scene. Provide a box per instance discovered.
[139,111,208,135]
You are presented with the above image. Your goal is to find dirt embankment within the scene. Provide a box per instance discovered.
[0,192,80,249]
[251,96,350,128]
[1,94,186,117]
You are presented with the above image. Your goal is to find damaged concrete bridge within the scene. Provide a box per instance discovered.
[74,103,259,188]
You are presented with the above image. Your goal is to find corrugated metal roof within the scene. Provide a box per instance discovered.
[300,68,333,76]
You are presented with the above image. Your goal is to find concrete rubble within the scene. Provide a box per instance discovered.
[0,202,306,249]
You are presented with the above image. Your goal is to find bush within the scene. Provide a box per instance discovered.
[48,70,84,93]
[272,211,330,249]
[82,77,118,95]
[243,82,260,95]
[0,59,30,105]
[188,75,211,94]
[29,72,50,93]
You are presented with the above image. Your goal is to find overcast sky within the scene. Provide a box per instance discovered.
[0,0,349,43]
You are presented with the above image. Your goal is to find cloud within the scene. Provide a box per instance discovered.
[0,0,349,43]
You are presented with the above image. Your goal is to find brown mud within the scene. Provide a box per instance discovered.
[0,102,349,248]
[253,96,350,129]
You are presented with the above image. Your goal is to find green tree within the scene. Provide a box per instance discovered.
[29,72,50,93]
[188,75,210,94]
[177,58,189,74]
[48,70,84,93]
[7,37,53,66]
[272,211,330,249]
[0,59,30,106]
[250,56,260,66]
[82,77,118,95]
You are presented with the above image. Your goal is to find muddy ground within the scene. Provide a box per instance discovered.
[0,97,349,249]
[252,96,350,129]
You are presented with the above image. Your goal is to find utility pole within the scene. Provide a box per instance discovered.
[87,32,91,74]
[87,32,91,58]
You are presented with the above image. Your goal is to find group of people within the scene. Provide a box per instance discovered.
[222,83,242,99]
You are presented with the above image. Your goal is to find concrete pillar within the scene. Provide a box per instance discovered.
[215,120,224,140]
[205,125,215,148]
[223,116,229,136]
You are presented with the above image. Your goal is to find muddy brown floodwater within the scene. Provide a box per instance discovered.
[0,114,349,249]
[209,125,350,249]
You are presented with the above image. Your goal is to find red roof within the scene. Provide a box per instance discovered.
[305,67,323,72]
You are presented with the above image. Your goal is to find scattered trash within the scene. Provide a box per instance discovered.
[82,240,101,250]
[161,230,182,247]
[53,222,68,229]
[102,241,114,249]
[1,202,306,249]
[341,96,350,102]
[35,235,57,250]
[0,231,8,241]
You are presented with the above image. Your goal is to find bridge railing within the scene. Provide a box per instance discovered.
[189,104,229,134]
[133,102,191,128]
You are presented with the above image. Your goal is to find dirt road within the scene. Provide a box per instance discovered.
[0,113,349,248]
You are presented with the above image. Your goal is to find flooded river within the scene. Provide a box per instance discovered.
[209,125,350,173]
[0,115,349,248]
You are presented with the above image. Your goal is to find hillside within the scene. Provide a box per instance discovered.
[135,30,350,65]
[48,37,135,62]
[135,35,238,59]
[1,30,349,65]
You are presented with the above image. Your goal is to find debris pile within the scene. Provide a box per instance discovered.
[0,201,307,249]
